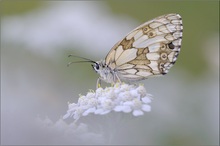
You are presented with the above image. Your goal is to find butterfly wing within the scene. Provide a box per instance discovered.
[105,13,183,81]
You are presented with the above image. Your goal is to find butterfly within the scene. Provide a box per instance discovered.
[69,13,183,88]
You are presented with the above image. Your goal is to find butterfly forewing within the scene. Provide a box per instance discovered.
[105,13,183,81]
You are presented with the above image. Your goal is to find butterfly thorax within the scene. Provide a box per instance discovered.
[92,60,118,84]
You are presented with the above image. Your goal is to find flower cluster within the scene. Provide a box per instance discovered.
[35,117,105,144]
[63,83,152,121]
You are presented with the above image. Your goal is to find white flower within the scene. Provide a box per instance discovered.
[63,83,153,121]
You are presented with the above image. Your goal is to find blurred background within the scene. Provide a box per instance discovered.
[1,1,219,145]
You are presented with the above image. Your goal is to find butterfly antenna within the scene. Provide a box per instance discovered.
[68,54,95,62]
[67,54,96,67]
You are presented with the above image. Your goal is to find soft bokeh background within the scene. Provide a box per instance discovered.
[1,1,219,145]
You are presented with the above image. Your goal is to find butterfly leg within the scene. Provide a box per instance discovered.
[96,77,101,89]
[115,74,121,83]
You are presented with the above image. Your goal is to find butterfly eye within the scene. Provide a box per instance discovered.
[92,63,100,71]
[95,64,100,70]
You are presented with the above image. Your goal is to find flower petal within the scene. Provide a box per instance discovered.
[133,110,144,116]
[142,97,152,103]
[142,104,151,112]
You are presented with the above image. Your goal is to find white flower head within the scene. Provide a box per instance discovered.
[63,83,153,121]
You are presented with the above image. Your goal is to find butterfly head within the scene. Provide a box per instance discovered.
[91,61,102,73]
[92,60,116,84]
[91,60,108,74]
